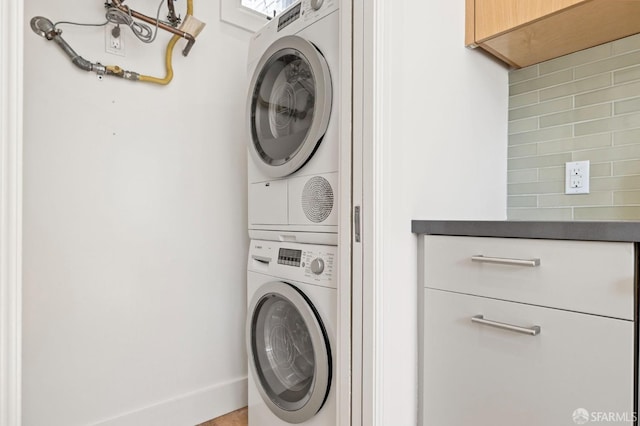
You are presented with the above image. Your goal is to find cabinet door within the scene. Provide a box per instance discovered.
[474,0,586,41]
[423,289,634,426]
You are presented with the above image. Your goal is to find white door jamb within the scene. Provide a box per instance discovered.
[0,1,23,425]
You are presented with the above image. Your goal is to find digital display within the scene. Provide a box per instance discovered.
[278,248,302,267]
[277,3,301,31]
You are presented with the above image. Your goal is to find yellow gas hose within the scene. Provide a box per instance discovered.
[138,0,193,85]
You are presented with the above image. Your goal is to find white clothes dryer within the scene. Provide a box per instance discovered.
[246,239,336,426]
[246,0,339,245]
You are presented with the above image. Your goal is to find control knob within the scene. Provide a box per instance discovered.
[310,258,325,275]
[310,0,324,10]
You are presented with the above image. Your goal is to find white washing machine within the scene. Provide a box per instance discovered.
[247,239,336,426]
[246,0,339,245]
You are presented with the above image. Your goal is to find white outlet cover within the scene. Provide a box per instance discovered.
[565,160,590,194]
[105,24,125,56]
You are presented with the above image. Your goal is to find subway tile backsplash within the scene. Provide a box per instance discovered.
[507,33,640,221]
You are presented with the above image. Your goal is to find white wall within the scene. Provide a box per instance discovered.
[377,1,507,424]
[22,2,251,425]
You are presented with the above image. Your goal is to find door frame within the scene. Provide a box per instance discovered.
[351,0,386,424]
[337,0,353,425]
[0,1,23,426]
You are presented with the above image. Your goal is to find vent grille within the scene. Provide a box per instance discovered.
[301,176,334,223]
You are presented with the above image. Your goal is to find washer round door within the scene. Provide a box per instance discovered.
[247,35,332,178]
[247,281,332,423]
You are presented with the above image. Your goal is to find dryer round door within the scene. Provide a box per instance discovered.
[247,35,332,178]
[247,281,332,423]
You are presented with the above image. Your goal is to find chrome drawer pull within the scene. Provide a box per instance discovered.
[471,315,541,336]
[471,255,540,267]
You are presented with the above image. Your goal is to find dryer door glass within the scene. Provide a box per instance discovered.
[248,282,331,423]
[248,36,332,178]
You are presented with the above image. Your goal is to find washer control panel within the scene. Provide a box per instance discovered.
[250,239,337,287]
[278,248,302,267]
[310,258,324,275]
[301,248,334,282]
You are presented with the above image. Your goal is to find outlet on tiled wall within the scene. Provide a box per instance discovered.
[507,33,640,221]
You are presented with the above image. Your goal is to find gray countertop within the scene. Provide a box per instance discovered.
[411,221,640,242]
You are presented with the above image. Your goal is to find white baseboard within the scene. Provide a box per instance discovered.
[92,376,247,426]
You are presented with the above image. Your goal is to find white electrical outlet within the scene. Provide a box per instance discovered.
[105,24,125,56]
[565,161,590,194]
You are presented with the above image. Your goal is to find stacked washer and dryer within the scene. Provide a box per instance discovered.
[244,1,340,425]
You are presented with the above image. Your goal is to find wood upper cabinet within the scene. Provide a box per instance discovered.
[466,0,640,68]
[473,0,586,41]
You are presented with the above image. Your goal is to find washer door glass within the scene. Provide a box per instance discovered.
[248,282,331,423]
[248,36,332,178]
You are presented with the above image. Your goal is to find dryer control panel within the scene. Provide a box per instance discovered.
[301,0,336,23]
[249,239,337,288]
[248,0,339,69]
[277,3,301,32]
[273,0,338,32]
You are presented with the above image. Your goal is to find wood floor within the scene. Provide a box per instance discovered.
[197,407,248,426]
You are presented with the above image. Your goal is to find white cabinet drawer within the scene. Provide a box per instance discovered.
[423,235,634,320]
[423,289,635,426]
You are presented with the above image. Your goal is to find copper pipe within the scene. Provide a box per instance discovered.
[109,0,195,52]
